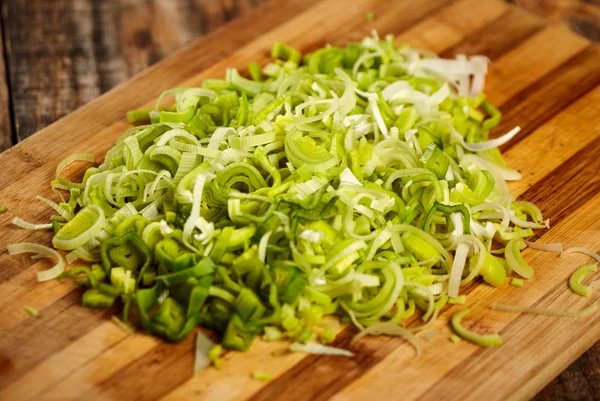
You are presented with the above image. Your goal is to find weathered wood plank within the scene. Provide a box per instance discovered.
[514,0,600,42]
[1,0,268,142]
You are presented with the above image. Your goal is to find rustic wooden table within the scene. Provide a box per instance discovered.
[0,0,598,399]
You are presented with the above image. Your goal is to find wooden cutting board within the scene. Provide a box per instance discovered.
[1,0,599,400]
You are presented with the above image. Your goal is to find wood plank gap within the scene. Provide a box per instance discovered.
[0,5,15,151]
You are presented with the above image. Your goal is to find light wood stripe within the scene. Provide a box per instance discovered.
[485,24,588,105]
[505,84,600,195]
[499,46,600,151]
[395,0,508,53]
[3,322,129,401]
[0,291,110,389]
[440,5,545,60]
[40,335,159,401]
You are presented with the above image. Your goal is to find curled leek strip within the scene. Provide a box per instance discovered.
[7,243,65,282]
[569,264,597,297]
[451,309,502,347]
[504,239,534,279]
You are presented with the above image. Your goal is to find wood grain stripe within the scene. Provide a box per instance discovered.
[499,46,600,152]
[2,321,129,401]
[395,0,509,54]
[504,84,600,195]
[39,335,159,401]
[440,6,545,60]
[88,335,198,401]
[0,290,110,389]
[485,24,589,105]
[519,134,600,234]
[0,16,14,152]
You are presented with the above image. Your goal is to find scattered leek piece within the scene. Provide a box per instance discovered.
[365,12,375,21]
[569,264,597,297]
[12,217,53,231]
[253,370,273,381]
[351,322,420,357]
[490,302,598,318]
[421,329,439,341]
[112,315,135,334]
[7,243,65,282]
[524,240,563,253]
[24,305,39,318]
[209,344,224,370]
[448,295,466,305]
[451,309,502,347]
[0,205,6,213]
[289,342,355,357]
[194,332,216,375]
[450,335,461,344]
[510,278,524,288]
[561,247,600,264]
[505,239,534,279]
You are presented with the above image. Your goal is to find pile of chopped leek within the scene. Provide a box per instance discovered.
[10,34,567,353]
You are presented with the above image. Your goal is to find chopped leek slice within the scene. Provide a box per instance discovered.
[195,332,216,375]
[253,370,273,381]
[52,205,105,250]
[290,342,354,357]
[24,306,40,318]
[510,278,524,288]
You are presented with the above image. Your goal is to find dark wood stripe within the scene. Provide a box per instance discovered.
[90,329,221,401]
[518,133,600,238]
[0,289,110,388]
[500,46,600,152]
[0,230,52,283]
[249,328,403,401]
[91,336,196,401]
[440,6,545,60]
